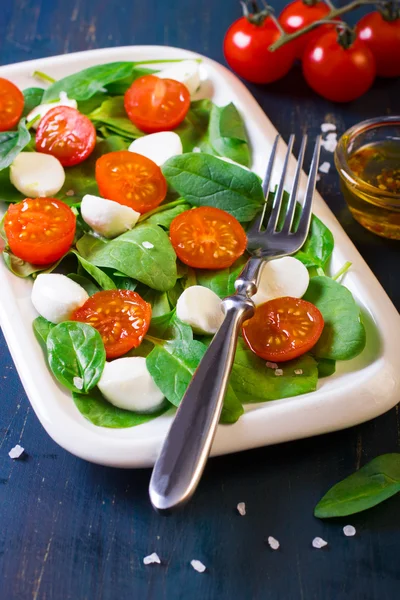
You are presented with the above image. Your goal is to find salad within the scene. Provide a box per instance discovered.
[0,58,366,429]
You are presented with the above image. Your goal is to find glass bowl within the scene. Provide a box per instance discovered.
[335,116,400,240]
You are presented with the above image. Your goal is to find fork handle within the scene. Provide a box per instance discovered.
[149,295,255,514]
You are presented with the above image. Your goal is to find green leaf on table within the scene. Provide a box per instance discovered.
[70,250,116,290]
[314,454,400,518]
[303,276,366,360]
[32,316,55,349]
[0,119,31,171]
[73,386,170,428]
[196,255,247,299]
[22,87,44,117]
[89,96,144,140]
[208,102,250,167]
[47,321,106,393]
[175,99,212,152]
[316,357,336,378]
[162,153,264,222]
[76,223,177,292]
[67,273,100,296]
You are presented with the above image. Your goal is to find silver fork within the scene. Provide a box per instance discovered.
[149,134,321,514]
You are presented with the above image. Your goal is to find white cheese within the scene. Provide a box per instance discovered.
[10,152,65,197]
[31,274,88,324]
[26,91,77,129]
[128,131,183,166]
[157,60,201,95]
[251,257,310,307]
[176,285,224,335]
[81,194,140,238]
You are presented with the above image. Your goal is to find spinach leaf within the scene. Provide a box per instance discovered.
[147,311,193,343]
[89,96,143,140]
[135,285,171,317]
[175,99,211,152]
[47,322,106,393]
[77,92,108,115]
[166,279,184,308]
[67,273,100,296]
[139,199,190,229]
[71,250,116,290]
[221,387,244,424]
[208,103,250,167]
[0,119,31,171]
[316,357,336,378]
[303,276,366,360]
[0,168,24,203]
[22,87,44,117]
[2,248,63,278]
[32,316,55,349]
[76,224,177,292]
[73,387,170,428]
[162,153,264,222]
[196,255,247,299]
[314,454,400,518]
[295,214,334,269]
[105,66,157,95]
[230,338,318,403]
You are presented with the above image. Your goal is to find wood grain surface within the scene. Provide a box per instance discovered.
[0,1,399,599]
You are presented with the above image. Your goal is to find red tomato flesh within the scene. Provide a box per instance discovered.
[169,206,247,269]
[36,106,96,167]
[4,198,76,265]
[0,78,24,132]
[71,290,152,359]
[124,75,190,133]
[242,296,324,362]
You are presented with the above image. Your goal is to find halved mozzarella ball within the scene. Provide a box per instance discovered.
[81,194,140,238]
[252,257,310,307]
[128,132,182,166]
[176,285,224,335]
[157,60,201,95]
[32,274,88,324]
[27,91,78,129]
[10,152,65,197]
[98,357,165,413]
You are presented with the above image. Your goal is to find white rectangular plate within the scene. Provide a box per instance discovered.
[1,46,400,468]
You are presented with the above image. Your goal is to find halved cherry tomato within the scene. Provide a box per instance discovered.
[36,106,96,166]
[242,296,324,362]
[4,198,76,265]
[0,78,24,132]
[124,75,190,133]
[71,290,152,359]
[170,206,247,269]
[95,150,167,213]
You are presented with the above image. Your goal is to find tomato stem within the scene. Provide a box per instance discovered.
[241,0,271,25]
[378,1,400,21]
[33,70,56,85]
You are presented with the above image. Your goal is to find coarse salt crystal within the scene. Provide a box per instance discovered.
[142,241,154,249]
[312,537,328,549]
[321,123,336,133]
[73,376,83,390]
[294,369,303,375]
[9,444,24,459]
[191,559,206,573]
[266,361,278,369]
[319,162,331,174]
[316,174,321,182]
[268,536,280,550]
[321,133,337,153]
[275,369,283,377]
[66,189,75,196]
[343,525,356,537]
[143,552,161,565]
[237,502,246,516]
[192,146,201,153]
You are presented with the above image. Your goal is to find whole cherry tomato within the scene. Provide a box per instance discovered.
[302,28,376,102]
[279,0,332,58]
[223,9,295,84]
[356,9,400,77]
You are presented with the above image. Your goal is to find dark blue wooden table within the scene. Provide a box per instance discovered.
[1,1,400,599]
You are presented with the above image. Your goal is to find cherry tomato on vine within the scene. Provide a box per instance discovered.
[4,198,76,265]
[242,296,324,362]
[302,29,376,102]
[36,106,96,167]
[356,10,400,78]
[124,75,190,133]
[71,290,152,359]
[223,13,295,84]
[0,78,24,132]
[279,0,332,58]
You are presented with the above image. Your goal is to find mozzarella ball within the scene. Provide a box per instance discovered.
[157,60,201,95]
[98,357,165,413]
[176,285,224,335]
[10,152,65,197]
[31,274,89,324]
[81,194,140,238]
[128,131,183,166]
[27,91,78,129]
[252,257,310,306]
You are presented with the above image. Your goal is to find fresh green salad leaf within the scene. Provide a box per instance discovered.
[76,224,177,291]
[32,316,55,349]
[139,199,191,229]
[175,99,211,152]
[0,168,24,203]
[220,387,244,424]
[105,66,157,95]
[196,255,247,299]
[162,153,264,222]
[315,454,400,518]
[0,119,31,171]
[89,96,143,139]
[303,276,366,360]
[77,93,109,115]
[147,310,193,343]
[73,387,170,428]
[67,273,100,296]
[22,87,44,117]
[295,214,335,269]
[70,250,116,290]
[316,357,336,378]
[208,103,250,167]
[2,249,63,278]
[47,322,106,393]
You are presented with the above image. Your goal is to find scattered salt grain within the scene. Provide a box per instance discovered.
[266,361,278,369]
[73,376,83,390]
[294,369,303,375]
[343,525,356,537]
[192,146,201,153]
[191,559,206,573]
[66,189,75,196]
[275,369,283,377]
[312,537,328,549]
[319,162,331,174]
[142,241,154,249]
[267,536,280,550]
[321,123,336,133]
[143,552,161,565]
[9,445,24,459]
[237,502,246,516]
[321,132,337,153]
[316,174,321,182]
